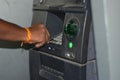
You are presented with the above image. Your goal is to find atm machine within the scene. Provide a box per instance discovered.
[29,0,98,80]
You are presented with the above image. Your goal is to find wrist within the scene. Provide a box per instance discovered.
[21,27,31,47]
[24,28,31,42]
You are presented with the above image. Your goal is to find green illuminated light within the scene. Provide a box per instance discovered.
[69,42,73,48]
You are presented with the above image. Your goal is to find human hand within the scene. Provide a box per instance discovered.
[28,23,50,48]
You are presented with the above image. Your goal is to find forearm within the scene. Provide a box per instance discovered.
[0,19,50,48]
[0,19,26,41]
